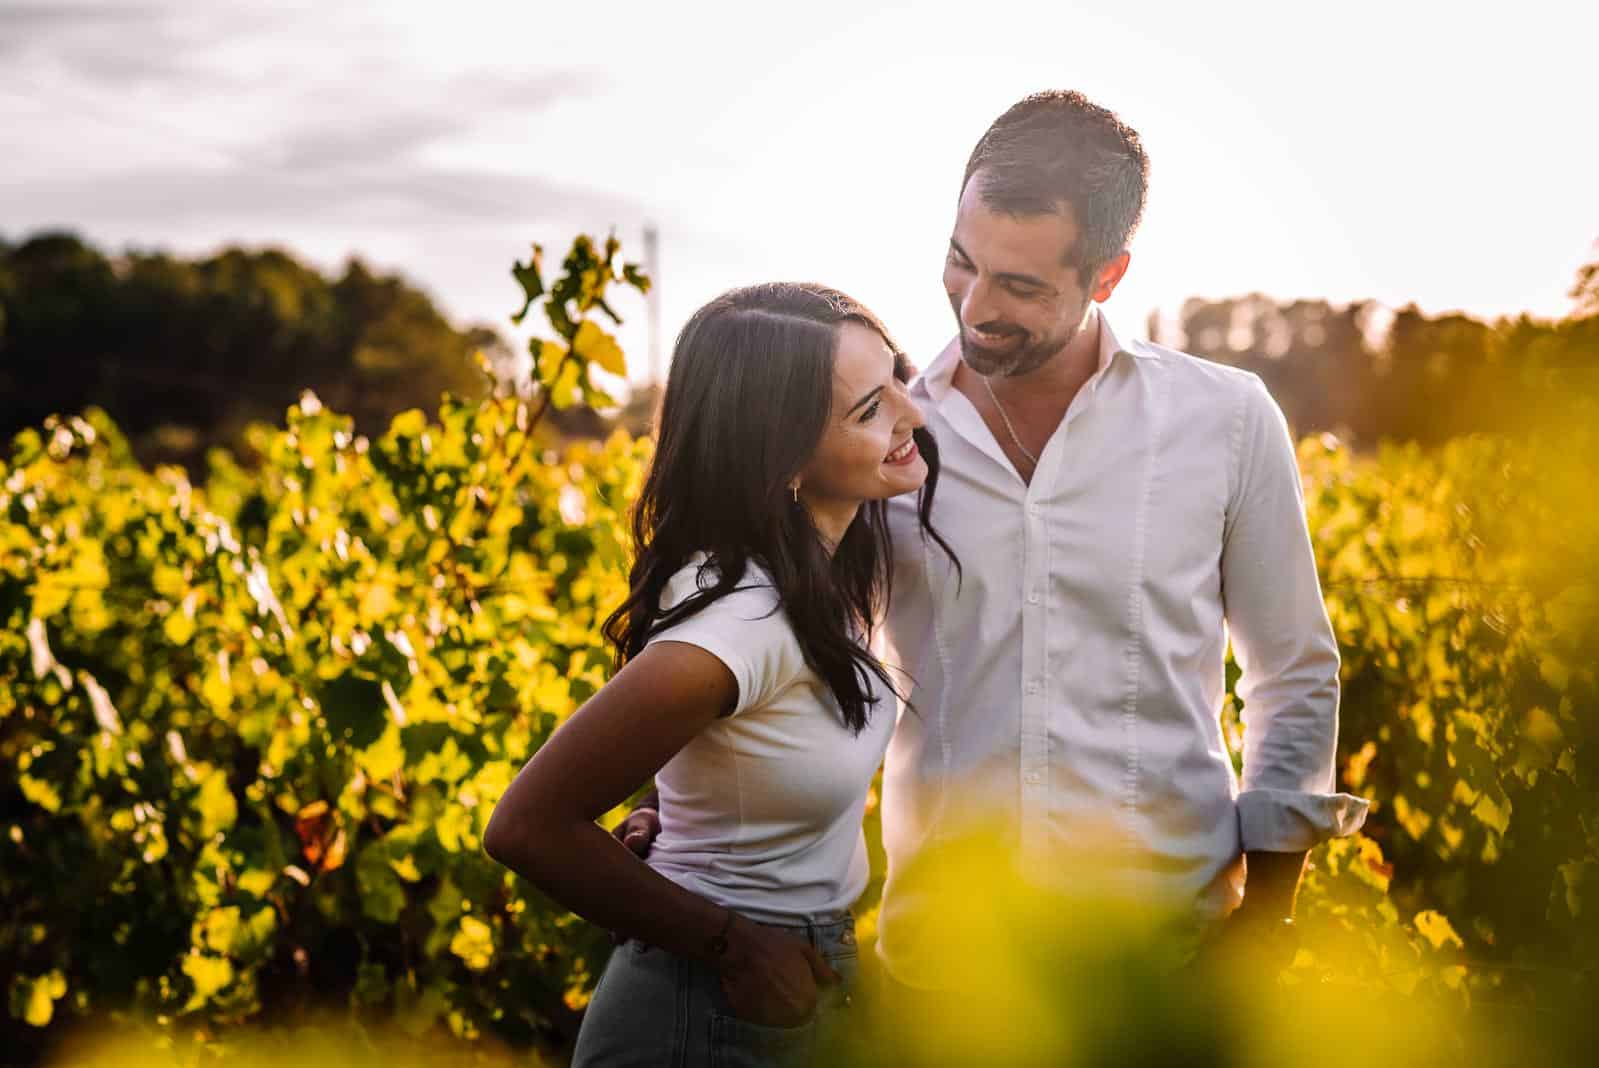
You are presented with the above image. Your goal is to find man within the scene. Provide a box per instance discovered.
[621,89,1367,996]
[869,90,1367,994]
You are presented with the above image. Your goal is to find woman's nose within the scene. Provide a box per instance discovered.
[900,395,927,432]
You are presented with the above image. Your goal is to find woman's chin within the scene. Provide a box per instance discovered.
[878,456,930,497]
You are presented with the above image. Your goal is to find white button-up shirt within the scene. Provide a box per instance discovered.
[876,312,1369,987]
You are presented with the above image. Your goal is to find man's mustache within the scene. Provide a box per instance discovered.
[967,324,1026,341]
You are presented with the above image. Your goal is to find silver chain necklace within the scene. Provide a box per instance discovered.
[980,373,1039,468]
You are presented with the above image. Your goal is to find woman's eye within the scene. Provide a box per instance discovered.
[859,400,882,423]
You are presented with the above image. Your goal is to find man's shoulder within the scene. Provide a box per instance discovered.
[1125,337,1265,402]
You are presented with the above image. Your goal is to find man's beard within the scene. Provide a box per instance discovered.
[957,319,1080,379]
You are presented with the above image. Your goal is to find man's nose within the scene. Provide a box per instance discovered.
[959,279,998,332]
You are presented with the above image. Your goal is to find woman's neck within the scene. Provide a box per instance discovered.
[802,499,859,556]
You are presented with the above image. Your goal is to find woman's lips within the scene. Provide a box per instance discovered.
[884,438,919,465]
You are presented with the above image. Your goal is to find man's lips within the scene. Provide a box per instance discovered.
[964,330,1024,355]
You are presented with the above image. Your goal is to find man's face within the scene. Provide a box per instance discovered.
[942,172,1095,378]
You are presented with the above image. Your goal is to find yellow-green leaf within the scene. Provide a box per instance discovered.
[199,907,241,953]
[573,321,626,376]
[237,869,276,897]
[19,775,61,814]
[1414,910,1464,950]
[163,608,197,646]
[197,769,237,838]
[358,723,404,782]
[182,953,234,1007]
[450,915,495,971]
[11,970,67,1027]
[1472,791,1511,835]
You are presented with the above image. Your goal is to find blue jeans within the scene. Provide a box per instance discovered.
[571,912,861,1067]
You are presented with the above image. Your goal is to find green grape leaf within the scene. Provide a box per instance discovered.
[319,672,388,749]
[357,842,407,924]
[510,246,545,325]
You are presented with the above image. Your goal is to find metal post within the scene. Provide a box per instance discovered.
[643,223,662,387]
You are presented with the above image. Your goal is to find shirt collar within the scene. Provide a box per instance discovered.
[914,308,1152,403]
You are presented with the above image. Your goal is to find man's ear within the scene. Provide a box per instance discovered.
[1090,251,1132,303]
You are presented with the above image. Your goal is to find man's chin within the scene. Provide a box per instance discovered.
[961,332,1074,379]
[958,338,1023,375]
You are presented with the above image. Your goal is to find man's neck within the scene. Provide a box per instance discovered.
[949,310,1105,483]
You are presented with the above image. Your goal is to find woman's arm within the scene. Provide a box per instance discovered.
[483,640,836,1024]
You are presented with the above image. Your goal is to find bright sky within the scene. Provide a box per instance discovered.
[5,0,1595,385]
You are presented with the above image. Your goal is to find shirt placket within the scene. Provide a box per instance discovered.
[1019,486,1051,859]
[1017,361,1108,860]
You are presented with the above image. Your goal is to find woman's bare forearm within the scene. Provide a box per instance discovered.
[484,644,750,964]
[486,814,728,964]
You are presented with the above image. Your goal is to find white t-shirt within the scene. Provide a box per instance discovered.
[642,555,894,924]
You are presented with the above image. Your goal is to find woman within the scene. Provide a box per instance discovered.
[483,282,955,1066]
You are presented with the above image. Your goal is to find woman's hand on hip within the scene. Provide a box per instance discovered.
[717,915,841,1028]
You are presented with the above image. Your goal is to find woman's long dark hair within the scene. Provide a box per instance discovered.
[602,282,959,734]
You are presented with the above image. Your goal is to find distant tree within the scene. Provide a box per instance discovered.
[1175,283,1598,447]
[0,232,499,470]
[1571,242,1599,317]
[1174,294,1381,441]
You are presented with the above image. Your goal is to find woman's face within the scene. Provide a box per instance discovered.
[796,321,928,522]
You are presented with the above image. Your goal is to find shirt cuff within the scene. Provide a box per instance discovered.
[1236,788,1370,853]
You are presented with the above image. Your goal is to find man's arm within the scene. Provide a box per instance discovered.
[1219,378,1368,921]
[1237,849,1306,921]
[613,786,660,857]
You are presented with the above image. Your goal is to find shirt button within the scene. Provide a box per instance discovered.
[1025,680,1041,695]
[1027,588,1041,604]
[1025,772,1042,785]
[1027,502,1042,516]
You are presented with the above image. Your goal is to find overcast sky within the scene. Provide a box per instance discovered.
[4,0,1595,384]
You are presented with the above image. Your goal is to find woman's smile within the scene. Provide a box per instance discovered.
[884,438,919,465]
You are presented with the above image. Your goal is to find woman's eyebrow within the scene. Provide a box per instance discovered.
[845,384,885,416]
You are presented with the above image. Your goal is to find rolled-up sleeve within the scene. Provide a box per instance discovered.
[1222,377,1369,852]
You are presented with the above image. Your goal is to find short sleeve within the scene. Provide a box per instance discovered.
[643,564,804,716]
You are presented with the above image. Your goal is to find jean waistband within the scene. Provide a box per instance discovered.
[748,909,855,949]
[621,909,855,958]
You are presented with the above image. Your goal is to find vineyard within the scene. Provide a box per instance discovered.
[2,236,1596,1066]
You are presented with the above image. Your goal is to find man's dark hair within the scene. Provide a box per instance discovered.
[962,90,1150,281]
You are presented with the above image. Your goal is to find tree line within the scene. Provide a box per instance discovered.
[1153,250,1598,445]
[4,232,1596,472]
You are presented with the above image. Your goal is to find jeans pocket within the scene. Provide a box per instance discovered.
[823,948,860,993]
[709,1011,816,1068]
